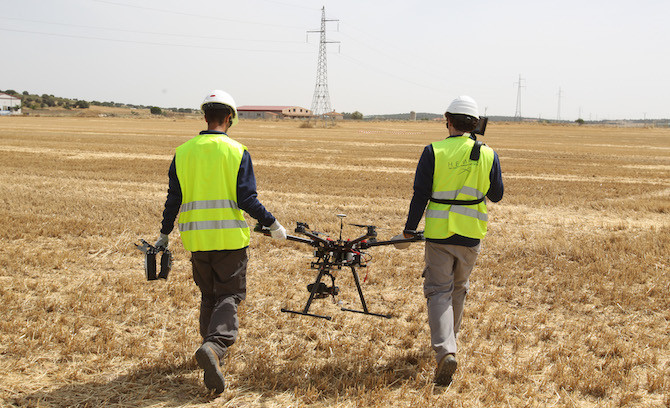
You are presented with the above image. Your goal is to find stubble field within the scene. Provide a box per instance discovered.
[0,116,668,407]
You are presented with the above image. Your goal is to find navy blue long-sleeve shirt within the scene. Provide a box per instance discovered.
[160,130,276,235]
[404,137,504,246]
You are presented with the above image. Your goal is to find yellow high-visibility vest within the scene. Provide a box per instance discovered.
[424,136,494,240]
[175,133,250,251]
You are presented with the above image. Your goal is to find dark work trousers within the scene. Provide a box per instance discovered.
[190,248,248,359]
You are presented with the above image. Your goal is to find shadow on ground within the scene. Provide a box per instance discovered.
[7,361,208,408]
[232,348,433,402]
[8,350,431,407]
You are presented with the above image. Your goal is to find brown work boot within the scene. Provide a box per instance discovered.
[434,353,457,386]
[195,342,225,394]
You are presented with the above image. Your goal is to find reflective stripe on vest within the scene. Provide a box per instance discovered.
[176,133,250,251]
[425,205,489,221]
[178,219,248,232]
[180,199,240,213]
[432,186,485,201]
[424,136,494,240]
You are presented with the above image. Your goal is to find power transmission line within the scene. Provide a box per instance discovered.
[514,74,525,120]
[335,53,446,94]
[90,0,305,30]
[0,27,312,53]
[339,22,448,78]
[0,16,304,44]
[337,31,448,87]
[308,7,339,117]
[254,0,318,11]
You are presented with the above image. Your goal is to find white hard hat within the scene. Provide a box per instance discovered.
[201,90,238,126]
[446,95,479,119]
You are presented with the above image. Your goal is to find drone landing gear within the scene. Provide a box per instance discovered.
[281,266,335,320]
[340,266,392,319]
[281,266,391,320]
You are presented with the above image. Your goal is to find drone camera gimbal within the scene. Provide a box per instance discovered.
[307,281,339,299]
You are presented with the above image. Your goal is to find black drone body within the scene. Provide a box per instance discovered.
[255,215,423,320]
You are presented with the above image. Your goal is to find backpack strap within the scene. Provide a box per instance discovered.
[470,140,484,161]
[429,196,485,206]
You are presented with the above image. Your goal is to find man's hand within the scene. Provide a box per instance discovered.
[269,220,287,240]
[155,233,169,249]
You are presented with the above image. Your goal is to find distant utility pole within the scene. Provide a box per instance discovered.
[308,7,339,118]
[514,74,525,120]
[557,87,563,121]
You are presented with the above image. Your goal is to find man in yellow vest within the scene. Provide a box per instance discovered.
[155,90,286,394]
[400,95,503,386]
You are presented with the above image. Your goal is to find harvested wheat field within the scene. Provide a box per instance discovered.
[0,116,668,407]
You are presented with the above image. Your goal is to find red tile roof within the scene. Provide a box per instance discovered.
[0,93,21,100]
[237,106,294,111]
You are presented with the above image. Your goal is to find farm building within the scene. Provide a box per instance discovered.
[324,111,344,121]
[0,93,21,115]
[237,105,312,120]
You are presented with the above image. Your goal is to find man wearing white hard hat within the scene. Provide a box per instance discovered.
[156,90,287,394]
[399,95,503,386]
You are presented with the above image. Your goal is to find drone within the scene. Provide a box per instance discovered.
[255,214,423,320]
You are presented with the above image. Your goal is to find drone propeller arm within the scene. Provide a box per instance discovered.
[347,233,374,247]
[300,230,332,246]
[360,234,424,249]
[253,224,315,246]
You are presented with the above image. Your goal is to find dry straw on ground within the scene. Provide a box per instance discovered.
[0,117,668,407]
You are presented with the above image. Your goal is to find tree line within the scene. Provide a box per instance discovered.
[0,89,196,114]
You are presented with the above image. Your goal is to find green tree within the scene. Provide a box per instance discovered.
[575,118,585,125]
[351,111,363,120]
[75,100,90,109]
[43,95,56,107]
[150,106,163,115]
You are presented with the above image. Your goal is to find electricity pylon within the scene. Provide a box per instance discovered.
[514,74,525,120]
[308,7,339,118]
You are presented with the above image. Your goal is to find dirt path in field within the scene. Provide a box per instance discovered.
[3,144,668,234]
[503,173,670,186]
[493,202,670,231]
[3,145,670,187]
[263,190,670,231]
[0,145,171,161]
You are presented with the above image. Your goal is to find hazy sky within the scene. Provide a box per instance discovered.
[2,0,668,119]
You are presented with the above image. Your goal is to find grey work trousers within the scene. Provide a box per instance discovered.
[423,241,480,363]
[191,248,248,359]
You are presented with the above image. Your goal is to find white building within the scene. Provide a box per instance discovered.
[237,105,312,120]
[0,93,21,115]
